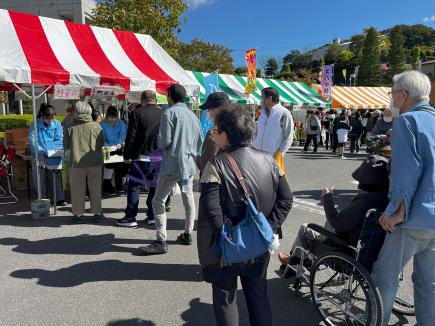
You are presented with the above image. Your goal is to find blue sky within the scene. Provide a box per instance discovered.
[181,0,435,67]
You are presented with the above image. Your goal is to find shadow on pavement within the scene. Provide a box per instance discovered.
[293,189,358,207]
[0,234,147,255]
[10,260,203,287]
[106,318,156,326]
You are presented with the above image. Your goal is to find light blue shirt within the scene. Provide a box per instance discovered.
[385,101,435,229]
[29,118,63,156]
[100,119,126,146]
[157,102,203,179]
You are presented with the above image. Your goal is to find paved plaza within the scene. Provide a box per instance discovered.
[0,147,415,325]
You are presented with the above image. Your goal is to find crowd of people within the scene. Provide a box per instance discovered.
[25,70,435,326]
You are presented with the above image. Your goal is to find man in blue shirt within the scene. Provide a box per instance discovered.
[100,106,127,194]
[371,70,435,326]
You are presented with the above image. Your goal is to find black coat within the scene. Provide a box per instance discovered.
[349,117,363,136]
[123,104,162,160]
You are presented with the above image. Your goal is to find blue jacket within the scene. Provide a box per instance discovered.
[385,102,435,229]
[28,118,63,156]
[101,119,127,146]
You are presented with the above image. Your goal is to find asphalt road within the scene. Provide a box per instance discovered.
[0,147,416,326]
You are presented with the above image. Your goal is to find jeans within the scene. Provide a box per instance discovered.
[125,178,144,219]
[152,175,195,241]
[371,227,435,326]
[349,135,361,152]
[303,134,318,152]
[31,159,65,202]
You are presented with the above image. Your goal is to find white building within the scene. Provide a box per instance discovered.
[303,38,353,62]
[0,0,96,24]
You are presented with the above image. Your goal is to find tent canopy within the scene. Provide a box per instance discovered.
[0,9,198,94]
[187,71,330,107]
[312,85,391,109]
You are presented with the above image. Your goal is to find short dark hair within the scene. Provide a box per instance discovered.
[91,109,101,122]
[141,90,157,102]
[38,103,55,119]
[261,87,279,103]
[106,105,118,118]
[215,105,254,146]
[167,83,186,103]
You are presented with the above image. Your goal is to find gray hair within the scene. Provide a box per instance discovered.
[392,70,431,103]
[75,101,92,115]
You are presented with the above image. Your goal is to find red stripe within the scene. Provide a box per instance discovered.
[65,21,130,90]
[113,30,175,93]
[9,11,70,85]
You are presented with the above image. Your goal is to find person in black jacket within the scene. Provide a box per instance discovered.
[116,90,163,227]
[278,155,390,275]
[349,111,363,153]
[198,106,293,326]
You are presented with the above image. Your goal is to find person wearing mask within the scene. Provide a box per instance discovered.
[100,106,127,194]
[198,106,293,326]
[140,84,203,254]
[360,112,370,146]
[336,115,350,159]
[331,111,344,153]
[91,109,102,123]
[371,71,435,326]
[323,110,333,150]
[349,111,363,153]
[116,90,165,227]
[372,109,394,136]
[303,110,321,153]
[28,104,66,206]
[196,91,231,172]
[252,87,294,174]
[64,101,105,224]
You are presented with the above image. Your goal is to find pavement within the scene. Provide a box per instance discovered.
[0,146,416,325]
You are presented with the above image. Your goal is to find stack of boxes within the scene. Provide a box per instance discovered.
[6,128,32,190]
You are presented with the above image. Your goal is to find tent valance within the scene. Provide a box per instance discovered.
[312,84,391,109]
[0,9,199,94]
[187,71,330,107]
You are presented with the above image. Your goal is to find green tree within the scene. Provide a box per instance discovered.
[325,43,341,64]
[277,64,292,80]
[265,58,279,77]
[234,67,248,75]
[338,50,353,64]
[387,26,406,80]
[411,46,421,70]
[177,39,234,73]
[91,0,187,58]
[256,69,263,78]
[358,27,382,86]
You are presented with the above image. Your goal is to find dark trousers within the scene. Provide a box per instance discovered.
[206,255,271,326]
[104,162,125,190]
[146,187,171,219]
[332,133,339,152]
[125,179,143,219]
[303,134,318,152]
[350,135,361,153]
[325,132,332,149]
[360,128,368,146]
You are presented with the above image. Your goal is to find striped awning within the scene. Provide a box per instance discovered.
[187,71,330,107]
[313,85,391,109]
[0,9,199,94]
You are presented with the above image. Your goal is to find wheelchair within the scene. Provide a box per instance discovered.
[281,209,415,325]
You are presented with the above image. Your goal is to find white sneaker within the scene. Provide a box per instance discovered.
[341,156,347,160]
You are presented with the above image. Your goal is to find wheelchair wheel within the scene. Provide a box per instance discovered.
[310,251,383,326]
[392,260,415,316]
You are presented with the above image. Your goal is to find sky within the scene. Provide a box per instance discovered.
[181,0,435,67]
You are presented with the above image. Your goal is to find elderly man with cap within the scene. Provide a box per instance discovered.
[252,87,294,174]
[196,92,231,172]
[116,90,163,227]
[141,84,203,254]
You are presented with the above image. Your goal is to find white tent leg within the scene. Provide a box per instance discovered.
[18,100,23,115]
[0,103,5,115]
[31,85,42,200]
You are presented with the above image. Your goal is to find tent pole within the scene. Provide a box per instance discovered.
[18,100,23,115]
[31,85,42,200]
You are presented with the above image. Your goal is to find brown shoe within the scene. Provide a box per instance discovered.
[278,252,290,265]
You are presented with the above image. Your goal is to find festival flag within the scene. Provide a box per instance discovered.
[203,73,219,96]
[245,49,257,94]
[321,64,333,99]
[342,69,347,79]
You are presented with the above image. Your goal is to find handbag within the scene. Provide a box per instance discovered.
[219,153,275,264]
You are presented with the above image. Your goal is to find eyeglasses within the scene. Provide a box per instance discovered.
[387,89,402,99]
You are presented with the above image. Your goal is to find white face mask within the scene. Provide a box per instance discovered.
[389,104,401,117]
[383,116,393,123]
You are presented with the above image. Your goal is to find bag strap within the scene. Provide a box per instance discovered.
[223,153,249,198]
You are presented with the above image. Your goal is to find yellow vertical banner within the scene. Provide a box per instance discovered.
[245,49,257,94]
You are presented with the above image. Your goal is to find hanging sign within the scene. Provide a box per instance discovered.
[245,49,257,94]
[53,85,80,100]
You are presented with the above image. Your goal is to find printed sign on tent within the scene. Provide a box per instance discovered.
[54,85,80,100]
[245,49,257,94]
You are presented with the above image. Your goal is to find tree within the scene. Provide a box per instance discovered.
[234,67,248,75]
[277,64,292,80]
[339,50,353,64]
[325,43,341,64]
[91,0,187,58]
[412,46,421,70]
[358,27,383,86]
[177,39,234,73]
[265,58,279,77]
[387,27,406,80]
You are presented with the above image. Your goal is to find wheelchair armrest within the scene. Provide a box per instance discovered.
[306,223,349,248]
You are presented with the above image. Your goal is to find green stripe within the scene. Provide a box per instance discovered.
[273,79,308,104]
[296,82,330,107]
[218,75,247,103]
[262,79,297,105]
[234,75,262,101]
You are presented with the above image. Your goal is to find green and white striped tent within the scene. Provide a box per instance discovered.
[186,71,330,107]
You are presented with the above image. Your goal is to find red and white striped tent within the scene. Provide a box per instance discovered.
[0,9,199,94]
